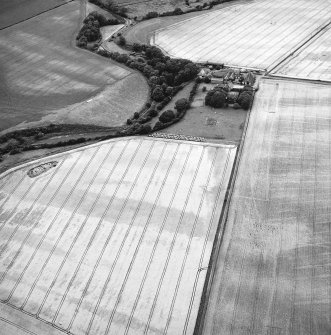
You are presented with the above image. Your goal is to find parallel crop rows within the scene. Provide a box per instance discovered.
[272,25,331,81]
[202,78,331,335]
[153,0,331,70]
[0,138,236,335]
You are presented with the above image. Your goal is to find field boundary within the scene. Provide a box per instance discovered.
[264,74,331,86]
[0,0,74,31]
[193,90,256,334]
[267,73,331,84]
[267,19,331,74]
[0,136,233,181]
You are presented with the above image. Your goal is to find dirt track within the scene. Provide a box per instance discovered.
[201,78,331,335]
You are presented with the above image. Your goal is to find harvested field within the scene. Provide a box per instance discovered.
[0,1,149,132]
[124,0,245,45]
[0,137,236,335]
[272,24,331,82]
[201,78,331,335]
[0,0,71,29]
[152,0,331,70]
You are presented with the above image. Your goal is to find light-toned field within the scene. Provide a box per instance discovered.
[124,0,245,45]
[0,137,236,335]
[0,0,149,132]
[201,78,331,335]
[152,0,331,70]
[272,25,331,82]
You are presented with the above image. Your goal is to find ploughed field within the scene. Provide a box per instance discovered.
[0,137,236,335]
[202,78,331,335]
[0,0,149,131]
[272,24,331,82]
[152,0,331,70]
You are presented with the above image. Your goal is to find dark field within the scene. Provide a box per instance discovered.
[0,0,71,29]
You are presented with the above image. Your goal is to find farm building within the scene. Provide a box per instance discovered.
[198,68,212,80]
[242,72,255,85]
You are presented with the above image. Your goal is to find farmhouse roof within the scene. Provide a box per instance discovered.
[198,68,212,77]
[212,69,230,78]
[243,72,255,85]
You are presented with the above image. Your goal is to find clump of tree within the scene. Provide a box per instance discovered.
[143,11,159,20]
[76,11,120,47]
[117,35,126,46]
[205,88,227,108]
[175,98,189,112]
[98,43,199,133]
[88,0,128,18]
[159,110,175,123]
[106,44,199,93]
[237,90,253,110]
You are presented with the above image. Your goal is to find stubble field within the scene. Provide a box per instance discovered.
[201,78,331,335]
[0,0,149,132]
[272,24,331,82]
[0,137,236,335]
[152,0,331,70]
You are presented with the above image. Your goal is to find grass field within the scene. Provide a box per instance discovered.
[0,0,71,29]
[152,0,331,70]
[272,24,331,81]
[0,0,149,132]
[0,137,236,335]
[153,83,247,142]
[201,78,331,335]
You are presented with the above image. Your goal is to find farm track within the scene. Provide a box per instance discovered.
[0,137,236,335]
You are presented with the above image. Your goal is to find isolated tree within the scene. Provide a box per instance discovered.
[144,11,159,19]
[205,89,226,108]
[159,110,175,123]
[132,43,142,52]
[173,8,184,15]
[165,86,173,96]
[175,98,189,112]
[117,35,126,46]
[238,91,253,110]
[210,90,226,107]
[152,87,165,102]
